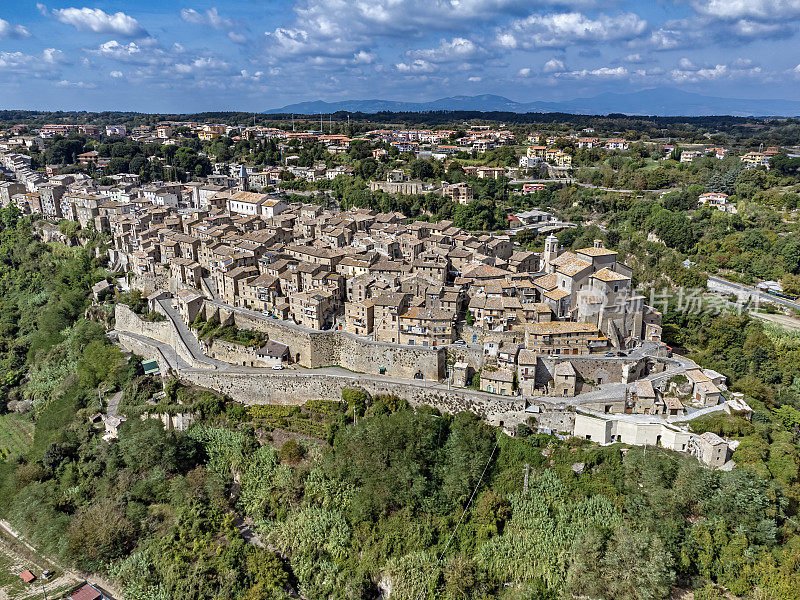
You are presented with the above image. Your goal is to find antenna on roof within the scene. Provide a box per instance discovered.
[291,114,295,132]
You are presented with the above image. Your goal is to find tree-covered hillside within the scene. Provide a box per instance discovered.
[0,211,798,600]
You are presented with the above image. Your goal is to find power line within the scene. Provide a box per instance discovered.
[414,433,501,600]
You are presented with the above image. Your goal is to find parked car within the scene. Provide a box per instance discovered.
[617,351,627,357]
[604,351,615,357]
[271,364,285,370]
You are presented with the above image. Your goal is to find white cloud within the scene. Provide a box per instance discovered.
[56,79,97,89]
[555,66,628,79]
[180,7,235,30]
[670,58,764,83]
[0,49,68,74]
[408,37,484,63]
[264,0,594,60]
[228,31,247,44]
[42,48,68,65]
[0,19,31,39]
[89,40,144,61]
[543,58,565,72]
[353,50,376,64]
[110,70,124,78]
[692,0,800,21]
[468,75,482,81]
[396,59,438,73]
[174,56,230,75]
[624,53,643,63]
[517,67,531,77]
[49,7,146,37]
[731,19,791,37]
[496,12,647,49]
[671,63,728,82]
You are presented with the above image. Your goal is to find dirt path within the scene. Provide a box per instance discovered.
[0,535,81,600]
[753,311,800,331]
[0,520,123,600]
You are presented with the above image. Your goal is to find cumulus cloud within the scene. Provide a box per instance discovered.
[56,79,97,89]
[353,50,376,64]
[89,40,145,61]
[543,58,565,72]
[671,63,728,82]
[0,49,68,72]
[554,66,629,79]
[110,70,124,78]
[42,48,68,65]
[174,56,230,75]
[468,75,482,81]
[517,67,531,77]
[624,53,643,63]
[396,59,438,73]
[692,0,800,21]
[496,12,647,49]
[264,0,592,60]
[0,19,31,39]
[180,7,234,30]
[408,37,485,63]
[48,7,146,37]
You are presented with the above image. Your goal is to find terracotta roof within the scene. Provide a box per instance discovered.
[19,570,35,583]
[592,267,629,283]
[526,321,598,335]
[576,246,617,258]
[544,289,570,301]
[481,369,515,382]
[70,584,103,600]
[556,258,592,277]
[533,273,558,290]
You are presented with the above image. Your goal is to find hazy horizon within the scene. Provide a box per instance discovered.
[2,1,800,112]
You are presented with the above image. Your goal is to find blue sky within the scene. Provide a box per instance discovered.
[1,1,800,112]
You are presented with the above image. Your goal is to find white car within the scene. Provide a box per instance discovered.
[271,364,285,370]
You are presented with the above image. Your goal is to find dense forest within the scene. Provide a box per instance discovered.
[0,210,797,599]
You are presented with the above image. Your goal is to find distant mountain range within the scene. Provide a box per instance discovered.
[265,87,800,117]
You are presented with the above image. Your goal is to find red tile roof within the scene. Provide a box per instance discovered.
[19,570,35,583]
[70,583,103,600]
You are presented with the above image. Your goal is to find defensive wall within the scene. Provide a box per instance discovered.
[177,368,526,427]
[115,304,212,370]
[200,300,445,380]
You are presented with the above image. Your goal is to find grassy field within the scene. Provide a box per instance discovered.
[0,414,34,461]
[0,551,25,599]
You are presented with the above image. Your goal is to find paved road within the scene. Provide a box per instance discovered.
[105,390,123,419]
[707,275,800,311]
[156,297,221,366]
[113,328,524,406]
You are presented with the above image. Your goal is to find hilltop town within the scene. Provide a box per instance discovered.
[0,115,780,468]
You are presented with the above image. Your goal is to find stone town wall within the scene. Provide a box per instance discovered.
[178,369,525,427]
[201,301,444,380]
[447,344,485,374]
[116,331,171,375]
[130,273,170,296]
[206,338,263,366]
[540,357,625,387]
[115,304,211,369]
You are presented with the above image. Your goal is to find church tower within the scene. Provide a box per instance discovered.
[543,234,559,274]
[238,164,249,191]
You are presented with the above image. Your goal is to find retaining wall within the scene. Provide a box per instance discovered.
[178,369,525,427]
[201,301,445,380]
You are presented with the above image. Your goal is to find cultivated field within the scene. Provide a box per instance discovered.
[0,414,33,461]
